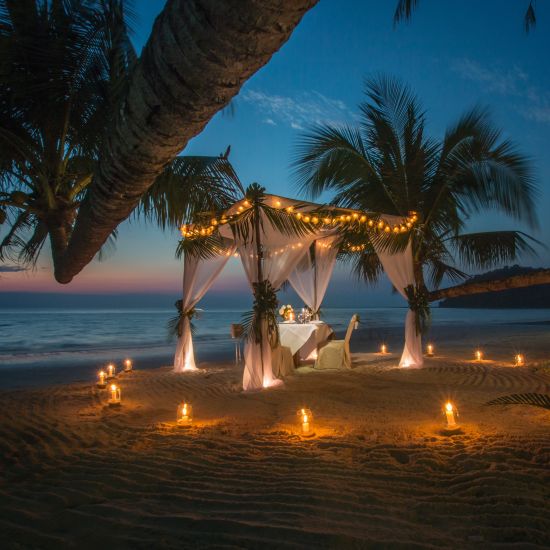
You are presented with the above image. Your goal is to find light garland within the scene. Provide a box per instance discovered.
[179,197,418,241]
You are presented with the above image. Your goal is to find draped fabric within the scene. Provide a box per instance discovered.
[233,212,318,391]
[174,247,235,372]
[376,241,423,368]
[288,235,340,319]
[238,231,318,390]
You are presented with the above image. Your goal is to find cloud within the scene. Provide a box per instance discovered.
[0,265,26,273]
[452,58,550,124]
[242,89,355,130]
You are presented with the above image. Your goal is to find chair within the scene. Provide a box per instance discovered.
[230,324,244,365]
[271,345,294,378]
[314,314,358,370]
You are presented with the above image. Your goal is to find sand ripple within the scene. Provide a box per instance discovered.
[1,360,549,548]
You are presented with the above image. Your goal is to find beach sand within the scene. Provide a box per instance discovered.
[1,335,549,548]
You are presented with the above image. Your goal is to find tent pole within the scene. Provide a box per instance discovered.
[253,197,265,384]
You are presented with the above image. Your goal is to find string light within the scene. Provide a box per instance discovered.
[179,198,419,242]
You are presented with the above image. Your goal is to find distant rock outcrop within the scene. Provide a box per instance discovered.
[439,266,550,308]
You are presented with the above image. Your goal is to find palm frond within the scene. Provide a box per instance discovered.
[485,393,550,410]
[448,231,541,270]
[139,155,243,229]
[525,1,536,32]
[393,0,420,26]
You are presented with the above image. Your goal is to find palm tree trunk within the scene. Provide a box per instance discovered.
[429,270,550,302]
[54,0,317,283]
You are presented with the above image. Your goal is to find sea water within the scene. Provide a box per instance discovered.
[1,307,550,389]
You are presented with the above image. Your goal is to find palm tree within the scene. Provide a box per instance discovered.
[293,76,540,309]
[0,1,244,268]
[0,0,135,266]
[44,0,318,283]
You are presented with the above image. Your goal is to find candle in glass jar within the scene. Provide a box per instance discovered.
[426,344,434,357]
[124,358,132,372]
[514,354,524,366]
[108,384,121,406]
[475,350,483,362]
[107,363,116,378]
[380,344,387,354]
[177,402,193,425]
[445,402,457,428]
[97,370,106,388]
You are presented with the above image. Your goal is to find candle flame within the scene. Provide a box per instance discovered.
[303,414,308,423]
[111,384,117,391]
[445,402,453,412]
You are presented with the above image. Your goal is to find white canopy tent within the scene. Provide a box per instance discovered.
[174,192,422,390]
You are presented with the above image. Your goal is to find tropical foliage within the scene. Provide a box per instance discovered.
[294,75,539,297]
[393,0,538,32]
[0,1,243,268]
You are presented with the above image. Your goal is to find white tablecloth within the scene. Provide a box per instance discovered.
[278,321,333,360]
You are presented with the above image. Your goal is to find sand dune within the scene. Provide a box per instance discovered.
[1,356,549,548]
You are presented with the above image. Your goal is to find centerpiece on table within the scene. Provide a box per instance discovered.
[279,304,295,322]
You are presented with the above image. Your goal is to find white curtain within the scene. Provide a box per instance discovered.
[237,220,318,391]
[174,247,235,372]
[376,241,423,368]
[288,235,340,318]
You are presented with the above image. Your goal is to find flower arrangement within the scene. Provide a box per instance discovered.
[278,304,294,321]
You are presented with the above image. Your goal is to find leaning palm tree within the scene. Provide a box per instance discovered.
[293,76,539,310]
[0,1,243,268]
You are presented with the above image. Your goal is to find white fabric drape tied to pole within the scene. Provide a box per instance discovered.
[236,219,318,391]
[288,235,340,318]
[376,241,423,368]
[174,247,235,372]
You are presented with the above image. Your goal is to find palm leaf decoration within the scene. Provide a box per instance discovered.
[485,393,550,410]
[293,75,539,300]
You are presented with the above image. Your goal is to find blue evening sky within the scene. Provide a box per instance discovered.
[2,0,550,307]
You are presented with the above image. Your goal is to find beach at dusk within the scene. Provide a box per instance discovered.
[1,0,550,548]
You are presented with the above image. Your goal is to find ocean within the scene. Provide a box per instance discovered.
[1,307,550,389]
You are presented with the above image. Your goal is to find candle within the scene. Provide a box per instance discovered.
[302,413,310,434]
[380,344,387,354]
[177,402,193,425]
[108,384,121,406]
[426,344,434,357]
[444,402,457,428]
[475,350,483,362]
[299,407,313,436]
[124,358,133,372]
[107,363,116,378]
[514,354,524,366]
[97,370,106,388]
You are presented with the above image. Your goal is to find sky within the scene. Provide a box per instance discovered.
[1,0,550,307]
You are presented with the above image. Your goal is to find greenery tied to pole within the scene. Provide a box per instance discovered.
[242,280,279,346]
[404,284,430,335]
[168,300,198,339]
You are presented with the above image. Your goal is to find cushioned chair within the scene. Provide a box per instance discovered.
[314,314,358,370]
[271,345,294,378]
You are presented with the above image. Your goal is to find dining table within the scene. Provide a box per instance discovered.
[278,320,334,362]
